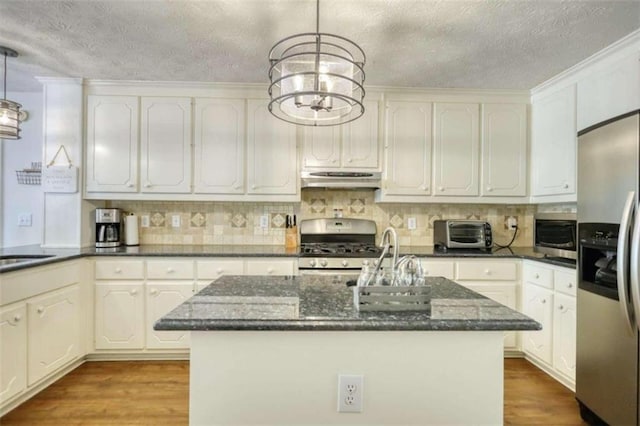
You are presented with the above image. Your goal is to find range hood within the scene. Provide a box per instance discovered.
[301,171,382,189]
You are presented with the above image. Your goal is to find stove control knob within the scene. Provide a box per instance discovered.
[320,259,328,267]
[309,260,316,267]
[341,260,349,267]
[362,260,370,266]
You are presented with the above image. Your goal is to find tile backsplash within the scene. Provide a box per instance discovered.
[110,190,537,246]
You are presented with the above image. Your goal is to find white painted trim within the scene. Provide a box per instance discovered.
[35,77,83,85]
[525,354,575,392]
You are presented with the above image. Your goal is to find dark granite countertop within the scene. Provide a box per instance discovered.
[0,244,575,273]
[154,275,542,332]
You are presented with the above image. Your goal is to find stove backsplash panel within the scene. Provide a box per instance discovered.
[110,191,535,246]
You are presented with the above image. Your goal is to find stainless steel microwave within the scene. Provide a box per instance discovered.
[534,213,577,259]
[433,220,492,250]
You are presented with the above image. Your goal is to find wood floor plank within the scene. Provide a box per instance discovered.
[2,358,585,425]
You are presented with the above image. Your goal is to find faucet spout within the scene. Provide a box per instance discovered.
[380,227,399,271]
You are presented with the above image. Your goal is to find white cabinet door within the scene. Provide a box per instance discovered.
[247,100,298,195]
[0,304,27,404]
[27,285,81,386]
[145,282,193,349]
[522,282,554,364]
[481,103,527,196]
[194,98,245,194]
[577,51,640,131]
[433,103,479,196]
[86,95,139,193]
[383,101,432,196]
[531,85,576,197]
[140,97,192,193]
[95,282,144,350]
[553,293,576,381]
[464,284,518,350]
[302,125,341,169]
[197,259,245,281]
[342,100,380,170]
[245,259,296,276]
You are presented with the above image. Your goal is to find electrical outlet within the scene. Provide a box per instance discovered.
[171,215,181,228]
[259,214,269,229]
[140,215,150,228]
[407,217,417,230]
[507,216,517,230]
[338,374,363,413]
[18,213,32,227]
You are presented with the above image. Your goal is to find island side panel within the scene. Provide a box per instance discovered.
[189,330,503,425]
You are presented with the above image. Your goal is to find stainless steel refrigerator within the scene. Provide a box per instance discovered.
[577,110,640,425]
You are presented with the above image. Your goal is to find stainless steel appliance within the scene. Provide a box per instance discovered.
[534,213,577,260]
[433,219,492,250]
[576,110,640,425]
[95,208,122,248]
[297,218,387,275]
[301,171,381,189]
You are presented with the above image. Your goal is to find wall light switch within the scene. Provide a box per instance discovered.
[407,217,417,230]
[141,215,150,228]
[172,215,181,228]
[18,213,32,227]
[260,215,269,229]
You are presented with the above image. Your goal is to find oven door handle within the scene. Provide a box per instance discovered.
[619,191,636,335]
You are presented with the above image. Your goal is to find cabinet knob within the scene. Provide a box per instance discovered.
[115,267,122,273]
[234,185,242,190]
[563,183,569,189]
[484,269,491,275]
[558,304,564,310]
[144,182,152,188]
[541,299,546,304]
[130,289,138,295]
[332,159,337,163]
[425,271,430,276]
[150,289,158,295]
[167,267,175,273]
[487,186,493,192]
[568,283,574,288]
[127,183,134,188]
[421,185,428,191]
[362,260,369,266]
[251,185,256,189]
[37,306,44,314]
[347,158,352,163]
[217,268,224,274]
[438,186,444,192]
[267,267,274,274]
[13,314,21,322]
[309,260,317,267]
[534,273,539,279]
[341,260,349,267]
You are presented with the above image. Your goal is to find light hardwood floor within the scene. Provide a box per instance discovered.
[2,359,584,425]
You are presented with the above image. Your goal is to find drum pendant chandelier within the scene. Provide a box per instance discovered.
[268,0,366,126]
[0,46,22,140]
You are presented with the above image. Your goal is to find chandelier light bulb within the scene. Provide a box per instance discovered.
[0,110,8,125]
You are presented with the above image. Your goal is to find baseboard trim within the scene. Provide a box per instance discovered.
[86,352,190,361]
[524,354,575,392]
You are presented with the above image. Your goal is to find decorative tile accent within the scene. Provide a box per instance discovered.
[309,198,327,214]
[270,213,286,229]
[150,212,165,227]
[465,214,481,220]
[427,214,442,229]
[389,213,404,228]
[349,198,365,215]
[190,212,206,228]
[231,213,247,228]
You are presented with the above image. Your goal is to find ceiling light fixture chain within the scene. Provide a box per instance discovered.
[0,45,22,140]
[268,0,366,127]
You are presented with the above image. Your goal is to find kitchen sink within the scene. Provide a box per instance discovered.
[0,255,55,266]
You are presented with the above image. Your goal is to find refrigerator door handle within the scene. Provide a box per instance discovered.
[618,191,636,334]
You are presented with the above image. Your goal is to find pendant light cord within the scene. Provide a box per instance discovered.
[3,51,6,100]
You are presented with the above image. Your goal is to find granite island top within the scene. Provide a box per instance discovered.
[154,275,541,332]
[0,244,575,273]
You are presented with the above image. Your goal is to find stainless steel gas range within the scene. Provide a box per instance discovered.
[297,218,389,276]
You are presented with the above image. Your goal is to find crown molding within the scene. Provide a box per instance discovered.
[35,77,84,85]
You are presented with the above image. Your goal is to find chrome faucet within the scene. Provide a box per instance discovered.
[380,227,399,272]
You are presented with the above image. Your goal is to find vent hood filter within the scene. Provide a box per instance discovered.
[301,171,381,189]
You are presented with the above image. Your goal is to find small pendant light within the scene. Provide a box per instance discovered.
[0,46,22,140]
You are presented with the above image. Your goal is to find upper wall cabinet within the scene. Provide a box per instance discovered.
[247,99,299,196]
[301,100,380,171]
[433,103,480,196]
[531,85,577,200]
[140,97,192,193]
[577,51,640,131]
[193,98,245,194]
[481,104,527,197]
[86,95,139,193]
[382,101,432,197]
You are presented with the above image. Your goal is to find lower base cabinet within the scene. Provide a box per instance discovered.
[95,283,145,350]
[0,304,27,404]
[522,282,554,362]
[145,282,193,349]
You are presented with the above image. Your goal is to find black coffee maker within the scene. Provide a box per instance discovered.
[95,208,122,248]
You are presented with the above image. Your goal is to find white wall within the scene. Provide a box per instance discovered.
[1,91,44,248]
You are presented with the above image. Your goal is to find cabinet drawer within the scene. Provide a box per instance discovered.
[95,260,144,280]
[523,263,553,289]
[456,261,517,281]
[146,260,194,280]
[420,260,455,279]
[245,259,295,276]
[197,260,245,280]
[555,269,577,297]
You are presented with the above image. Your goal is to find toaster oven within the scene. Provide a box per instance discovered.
[433,220,492,250]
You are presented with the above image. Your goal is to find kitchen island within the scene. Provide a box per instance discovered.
[156,275,540,425]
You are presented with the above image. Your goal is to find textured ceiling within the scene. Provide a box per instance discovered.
[1,0,639,92]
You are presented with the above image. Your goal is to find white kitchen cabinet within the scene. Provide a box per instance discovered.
[145,283,193,349]
[531,85,577,199]
[302,100,380,171]
[522,281,554,364]
[197,259,245,286]
[0,303,27,404]
[246,99,299,196]
[85,95,139,193]
[194,98,245,194]
[94,282,145,350]
[419,260,455,279]
[27,285,81,385]
[481,103,527,197]
[382,101,432,196]
[140,97,192,193]
[577,51,640,131]
[553,292,577,380]
[467,284,518,349]
[433,103,480,196]
[245,259,297,276]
